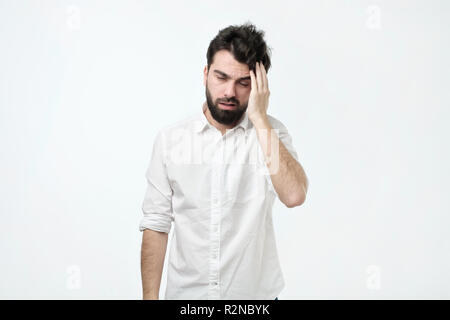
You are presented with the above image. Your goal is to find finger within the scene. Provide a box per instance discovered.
[250,68,256,93]
[255,62,263,92]
[260,62,268,91]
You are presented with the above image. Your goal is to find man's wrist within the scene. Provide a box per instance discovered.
[249,113,269,127]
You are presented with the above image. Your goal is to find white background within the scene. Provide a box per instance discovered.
[1,0,449,299]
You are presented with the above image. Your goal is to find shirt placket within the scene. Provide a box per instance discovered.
[208,132,224,299]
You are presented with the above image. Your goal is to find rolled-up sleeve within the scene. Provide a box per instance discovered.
[264,116,300,196]
[139,130,174,234]
[277,121,299,162]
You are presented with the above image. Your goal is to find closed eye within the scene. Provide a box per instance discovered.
[216,75,249,87]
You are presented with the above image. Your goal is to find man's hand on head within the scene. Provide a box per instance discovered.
[247,61,270,123]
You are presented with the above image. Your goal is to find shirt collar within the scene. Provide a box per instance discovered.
[194,102,250,133]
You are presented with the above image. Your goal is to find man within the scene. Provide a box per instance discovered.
[140,22,309,300]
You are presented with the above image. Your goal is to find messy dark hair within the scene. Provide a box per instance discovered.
[206,22,272,74]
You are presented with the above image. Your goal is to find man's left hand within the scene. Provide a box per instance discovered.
[247,61,270,122]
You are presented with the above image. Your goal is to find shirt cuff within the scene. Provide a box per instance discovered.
[139,213,173,233]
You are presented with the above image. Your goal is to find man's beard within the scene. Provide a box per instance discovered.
[205,85,247,125]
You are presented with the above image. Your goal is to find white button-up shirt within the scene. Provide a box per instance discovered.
[140,103,299,300]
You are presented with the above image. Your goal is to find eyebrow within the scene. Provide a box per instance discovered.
[213,69,251,81]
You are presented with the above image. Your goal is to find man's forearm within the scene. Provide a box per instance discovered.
[252,115,308,208]
[141,229,168,300]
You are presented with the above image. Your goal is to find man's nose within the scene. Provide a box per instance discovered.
[224,81,236,99]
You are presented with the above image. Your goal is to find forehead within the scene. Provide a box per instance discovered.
[211,50,250,77]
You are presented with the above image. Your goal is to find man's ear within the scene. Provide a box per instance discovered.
[203,66,208,86]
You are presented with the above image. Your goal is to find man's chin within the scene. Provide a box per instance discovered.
[216,107,241,118]
[207,101,245,125]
